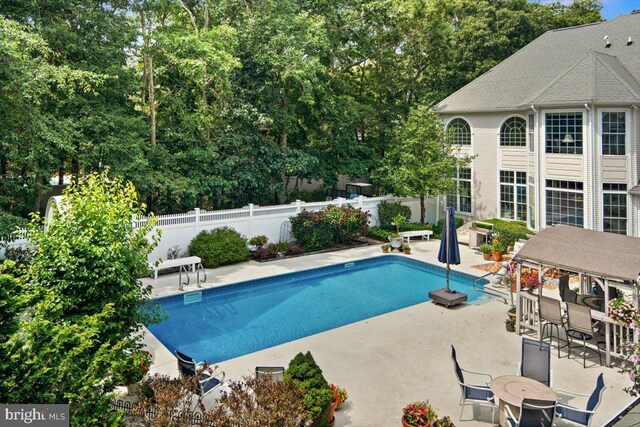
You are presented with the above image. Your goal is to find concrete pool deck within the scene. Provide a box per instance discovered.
[141,241,633,426]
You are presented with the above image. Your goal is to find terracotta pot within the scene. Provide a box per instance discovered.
[403,248,411,255]
[326,400,338,423]
[511,282,518,293]
[483,252,491,261]
[383,247,390,253]
[327,416,335,427]
[401,416,430,427]
[492,251,503,261]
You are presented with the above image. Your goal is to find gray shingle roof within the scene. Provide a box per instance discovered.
[436,13,640,113]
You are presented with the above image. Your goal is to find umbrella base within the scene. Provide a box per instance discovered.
[428,288,468,307]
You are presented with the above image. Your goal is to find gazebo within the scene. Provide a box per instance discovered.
[513,225,640,366]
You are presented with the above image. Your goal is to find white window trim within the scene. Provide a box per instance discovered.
[447,166,473,216]
[601,184,631,235]
[498,170,527,222]
[544,180,585,228]
[498,115,528,148]
[542,110,586,156]
[598,109,630,157]
[445,116,473,148]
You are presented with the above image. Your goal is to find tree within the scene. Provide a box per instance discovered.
[376,105,472,223]
[1,172,161,423]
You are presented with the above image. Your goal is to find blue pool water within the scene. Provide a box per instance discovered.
[148,256,490,363]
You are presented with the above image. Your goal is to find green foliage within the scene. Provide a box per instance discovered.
[434,217,465,239]
[286,189,328,203]
[248,235,269,248]
[368,227,393,241]
[284,352,333,425]
[0,212,27,240]
[480,219,534,248]
[3,247,34,266]
[478,243,493,254]
[290,206,369,251]
[492,240,506,254]
[378,201,412,228]
[1,173,161,423]
[188,228,249,269]
[271,242,291,253]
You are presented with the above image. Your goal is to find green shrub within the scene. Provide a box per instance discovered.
[378,201,412,228]
[434,217,465,239]
[188,227,249,268]
[284,352,333,426]
[478,243,492,254]
[0,211,27,240]
[398,222,433,232]
[248,235,268,247]
[290,206,369,251]
[474,219,533,248]
[253,245,278,261]
[271,241,291,252]
[285,244,304,256]
[368,227,393,241]
[286,189,328,203]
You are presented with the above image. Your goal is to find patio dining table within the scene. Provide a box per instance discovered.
[489,375,557,427]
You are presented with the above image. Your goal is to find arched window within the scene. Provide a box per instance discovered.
[447,118,471,145]
[500,116,526,147]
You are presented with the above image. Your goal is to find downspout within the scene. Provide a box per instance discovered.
[531,105,539,230]
[585,103,596,230]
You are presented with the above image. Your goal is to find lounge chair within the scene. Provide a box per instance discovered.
[175,351,225,397]
[255,366,285,381]
[538,295,568,357]
[565,303,603,367]
[519,337,553,387]
[450,345,496,423]
[504,398,556,427]
[555,373,605,426]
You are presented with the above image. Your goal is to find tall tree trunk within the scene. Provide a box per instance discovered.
[420,194,426,224]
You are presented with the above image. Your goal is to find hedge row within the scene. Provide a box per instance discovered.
[290,206,369,251]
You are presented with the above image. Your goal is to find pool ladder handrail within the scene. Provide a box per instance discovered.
[473,271,509,305]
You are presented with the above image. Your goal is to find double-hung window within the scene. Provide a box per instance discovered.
[602,112,626,155]
[446,168,472,213]
[603,183,628,235]
[545,180,584,227]
[499,171,527,221]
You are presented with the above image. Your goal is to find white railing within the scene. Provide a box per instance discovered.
[517,293,638,365]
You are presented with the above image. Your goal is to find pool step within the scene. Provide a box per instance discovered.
[184,291,202,305]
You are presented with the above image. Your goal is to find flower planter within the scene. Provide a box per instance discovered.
[382,247,390,253]
[325,401,338,426]
[492,251,503,262]
[402,416,430,427]
[505,322,515,332]
[389,236,403,250]
[482,252,491,261]
[403,248,411,255]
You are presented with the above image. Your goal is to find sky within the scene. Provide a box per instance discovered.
[535,0,639,20]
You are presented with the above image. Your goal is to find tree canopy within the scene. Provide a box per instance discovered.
[0,0,604,216]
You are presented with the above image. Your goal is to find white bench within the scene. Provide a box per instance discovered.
[399,230,433,243]
[150,256,201,279]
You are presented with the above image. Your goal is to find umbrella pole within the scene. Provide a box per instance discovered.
[446,207,450,292]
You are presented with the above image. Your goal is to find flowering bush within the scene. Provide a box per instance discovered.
[290,206,370,251]
[138,373,172,399]
[331,384,348,408]
[609,298,638,326]
[522,273,540,290]
[402,401,437,426]
[123,351,152,384]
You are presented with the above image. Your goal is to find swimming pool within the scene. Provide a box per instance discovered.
[147,256,491,363]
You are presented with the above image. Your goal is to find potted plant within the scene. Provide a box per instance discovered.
[402,401,437,427]
[382,244,391,253]
[248,235,268,251]
[124,351,153,395]
[389,214,407,251]
[505,318,516,332]
[401,244,412,255]
[491,239,505,261]
[507,305,516,321]
[330,384,348,410]
[478,243,492,261]
[435,416,456,427]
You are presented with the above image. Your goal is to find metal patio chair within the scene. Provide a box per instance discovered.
[504,398,557,427]
[175,351,225,397]
[519,337,553,387]
[565,303,604,367]
[450,345,496,423]
[555,373,605,426]
[538,295,568,357]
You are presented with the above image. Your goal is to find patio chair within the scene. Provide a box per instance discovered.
[255,366,285,381]
[504,398,557,427]
[554,373,605,426]
[450,345,496,423]
[559,278,578,305]
[518,337,553,387]
[565,303,603,368]
[538,295,568,358]
[175,351,225,397]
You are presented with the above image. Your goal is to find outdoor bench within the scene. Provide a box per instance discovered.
[399,230,433,243]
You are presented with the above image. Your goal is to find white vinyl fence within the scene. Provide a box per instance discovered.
[1,195,442,263]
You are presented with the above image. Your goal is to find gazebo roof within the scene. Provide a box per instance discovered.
[514,225,640,283]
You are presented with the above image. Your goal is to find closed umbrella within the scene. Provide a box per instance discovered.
[438,206,461,292]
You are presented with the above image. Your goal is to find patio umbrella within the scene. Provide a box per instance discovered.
[438,206,461,292]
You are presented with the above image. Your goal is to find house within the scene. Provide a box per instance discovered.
[436,13,640,237]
